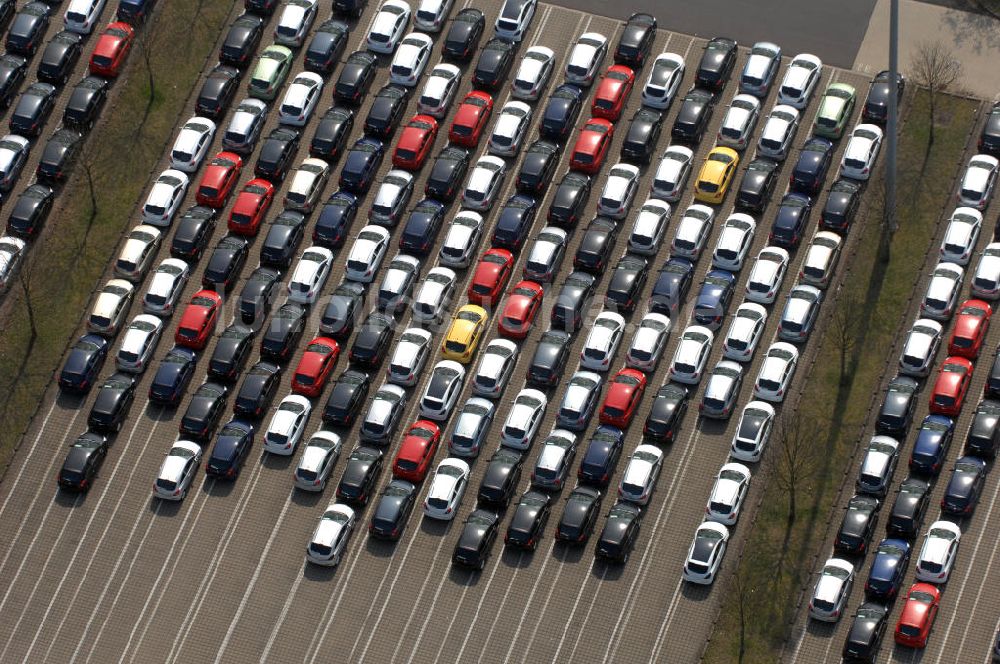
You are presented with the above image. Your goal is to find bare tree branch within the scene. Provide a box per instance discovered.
[909,41,964,149]
[771,415,817,528]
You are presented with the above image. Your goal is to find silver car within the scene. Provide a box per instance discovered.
[531,430,578,490]
[448,397,496,458]
[294,430,343,491]
[556,371,603,431]
[778,284,823,342]
[700,361,744,420]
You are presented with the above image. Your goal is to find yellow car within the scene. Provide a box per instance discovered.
[693,146,740,204]
[441,304,488,363]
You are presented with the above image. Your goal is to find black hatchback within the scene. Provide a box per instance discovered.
[148,347,198,406]
[614,13,656,68]
[528,329,571,387]
[304,19,349,74]
[540,84,584,141]
[369,479,417,540]
[349,312,394,368]
[202,235,249,291]
[37,128,82,183]
[965,398,1000,458]
[6,1,49,56]
[364,84,410,139]
[644,383,689,443]
[736,157,779,212]
[196,64,240,119]
[7,183,54,238]
[574,217,619,274]
[260,210,305,268]
[620,108,663,164]
[208,324,255,382]
[88,373,137,433]
[556,486,602,544]
[548,171,591,226]
[886,476,929,539]
[834,494,880,555]
[205,419,255,479]
[38,30,83,85]
[473,38,515,90]
[260,303,307,362]
[442,8,484,61]
[505,490,551,551]
[425,145,469,201]
[180,382,230,440]
[478,447,523,508]
[320,280,365,340]
[334,51,377,104]
[595,501,642,563]
[220,13,264,66]
[57,432,108,491]
[310,106,354,161]
[842,602,888,663]
[875,375,919,438]
[821,179,862,233]
[695,37,737,91]
[517,140,560,194]
[452,509,500,570]
[234,361,282,418]
[0,54,26,108]
[578,425,624,486]
[170,206,217,261]
[10,81,56,137]
[322,369,371,426]
[239,266,282,326]
[255,126,300,182]
[336,445,384,505]
[59,334,109,393]
[671,88,715,143]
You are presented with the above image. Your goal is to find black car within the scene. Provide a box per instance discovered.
[196,64,240,119]
[208,324,254,382]
[548,171,591,227]
[334,51,377,104]
[59,334,109,393]
[304,19,349,74]
[834,494,880,555]
[236,267,280,327]
[350,312,394,368]
[0,1,12,36]
[38,30,82,85]
[333,0,366,16]
[492,194,537,251]
[478,447,523,508]
[791,137,835,194]
[517,140,560,194]
[987,349,1000,398]
[875,375,919,437]
[364,84,410,139]
[0,54,26,108]
[650,256,694,318]
[556,486,602,544]
[863,70,905,124]
[644,383,689,443]
[619,108,663,164]
[205,419,254,479]
[425,145,469,201]
[595,501,642,563]
[605,254,648,314]
[180,382,230,440]
[966,398,1000,458]
[886,477,929,540]
[260,303,307,362]
[578,424,624,486]
[339,137,384,194]
[336,445,384,505]
[88,373,136,432]
[37,128,82,182]
[821,179,862,233]
[260,210,305,268]
[442,7,484,61]
[399,199,445,255]
[574,217,619,274]
[10,81,56,137]
[981,102,1000,156]
[202,235,249,291]
[221,13,264,66]
[473,38,515,90]
[614,13,656,68]
[369,479,417,540]
[245,0,279,13]
[118,0,156,22]
[540,84,584,141]
[234,361,281,418]
[312,190,358,247]
[7,183,54,238]
[769,192,812,248]
[310,106,354,161]
[255,126,300,182]
[169,206,216,261]
[842,602,889,664]
[57,431,109,491]
[148,347,198,406]
[551,271,596,333]
[6,1,48,55]
[320,281,365,339]
[941,456,988,515]
[505,490,551,551]
[671,88,715,143]
[323,368,370,426]
[528,329,571,387]
[736,158,779,213]
[695,37,737,91]
[453,509,500,569]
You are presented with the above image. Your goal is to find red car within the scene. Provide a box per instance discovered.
[592,65,635,121]
[89,22,135,77]
[468,248,514,307]
[948,299,992,359]
[599,368,647,428]
[498,280,543,339]
[196,152,243,208]
[175,290,222,349]
[448,91,493,147]
[392,420,441,482]
[569,118,614,174]
[393,114,438,170]
[894,582,940,648]
[291,336,340,397]
[228,178,274,235]
[929,356,973,416]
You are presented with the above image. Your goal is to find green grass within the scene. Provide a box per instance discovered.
[0,0,235,473]
[703,90,981,663]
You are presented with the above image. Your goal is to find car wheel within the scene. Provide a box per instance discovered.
[477,557,485,571]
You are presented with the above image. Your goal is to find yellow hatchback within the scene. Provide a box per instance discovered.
[441,304,488,363]
[694,147,740,204]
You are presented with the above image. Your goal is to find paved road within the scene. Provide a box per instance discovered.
[0,1,877,662]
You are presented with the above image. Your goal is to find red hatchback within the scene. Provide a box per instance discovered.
[468,248,514,307]
[948,299,992,359]
[592,65,635,121]
[498,280,543,339]
[449,91,493,147]
[291,337,340,397]
[228,178,274,235]
[175,290,222,350]
[569,118,614,174]
[393,114,438,170]
[929,356,973,416]
[600,368,647,428]
[89,22,135,77]
[196,152,243,208]
[894,583,940,648]
[392,420,441,482]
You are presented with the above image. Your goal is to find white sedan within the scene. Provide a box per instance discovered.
[705,462,751,525]
[753,342,800,402]
[565,32,608,87]
[346,225,391,283]
[840,124,883,181]
[717,94,760,150]
[712,213,756,271]
[423,458,471,520]
[366,0,412,54]
[439,211,483,268]
[287,246,333,304]
[306,502,356,566]
[597,163,640,219]
[153,440,203,501]
[169,117,216,172]
[263,395,312,455]
[722,303,767,362]
[669,325,715,384]
[580,311,626,371]
[419,360,466,421]
[940,207,983,265]
[914,520,962,583]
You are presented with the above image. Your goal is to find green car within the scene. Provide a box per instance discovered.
[248,44,293,100]
[813,83,856,139]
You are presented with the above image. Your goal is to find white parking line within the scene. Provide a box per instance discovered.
[403,538,469,663]
[428,573,475,662]
[380,533,450,663]
[955,529,1000,660]
[259,563,307,663]
[566,564,610,662]
[518,543,569,661]
[464,551,524,662]
[303,537,367,664]
[550,561,599,662]
[0,400,61,519]
[500,540,556,662]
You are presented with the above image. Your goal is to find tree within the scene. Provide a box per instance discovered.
[772,415,817,528]
[730,563,754,664]
[909,41,964,149]
[135,25,158,130]
[828,292,862,385]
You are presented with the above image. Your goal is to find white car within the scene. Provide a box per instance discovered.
[856,435,900,496]
[739,41,781,97]
[169,117,216,172]
[619,444,663,505]
[745,246,789,304]
[285,158,330,213]
[222,99,268,153]
[153,440,202,501]
[345,225,391,283]
[369,169,414,225]
[449,397,496,457]
[778,284,824,342]
[940,207,983,265]
[439,210,483,268]
[597,163,640,219]
[275,0,318,47]
[414,0,452,32]
[556,370,603,431]
[531,429,577,490]
[777,53,823,109]
[757,105,800,161]
[501,388,547,449]
[423,457,471,519]
[753,342,799,402]
[671,204,716,259]
[524,226,567,282]
[565,32,608,86]
[899,319,943,377]
[717,94,761,150]
[0,134,29,191]
[360,383,408,443]
[808,558,855,622]
[722,303,767,362]
[642,52,685,109]
[512,46,555,100]
[294,430,343,491]
[263,394,312,455]
[367,0,412,54]
[378,253,420,312]
[87,279,135,336]
[628,198,671,255]
[462,155,507,211]
[840,124,884,181]
[626,312,672,372]
[919,261,964,320]
[473,338,518,398]
[287,246,333,304]
[389,32,433,86]
[494,0,537,42]
[63,0,107,34]
[489,100,532,156]
[115,314,164,373]
[712,213,757,271]
[652,145,693,202]
[730,400,775,462]
[682,521,730,585]
[114,224,162,282]
[306,502,355,566]
[412,266,456,323]
[581,311,626,371]
[705,462,751,525]
[799,231,843,288]
[420,360,466,420]
[958,154,999,210]
[142,169,189,226]
[972,242,1000,299]
[0,235,25,291]
[701,361,744,419]
[669,325,714,384]
[915,520,962,583]
[387,327,433,386]
[418,63,461,117]
[278,72,323,126]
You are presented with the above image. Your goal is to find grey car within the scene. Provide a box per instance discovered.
[556,370,603,431]
[448,397,496,458]
[778,284,823,343]
[222,98,268,154]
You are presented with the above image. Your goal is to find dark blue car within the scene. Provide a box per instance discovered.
[313,190,358,247]
[399,199,445,255]
[206,419,255,479]
[693,269,737,330]
[769,192,812,248]
[577,424,624,486]
[540,84,584,141]
[491,194,538,251]
[58,334,109,393]
[650,256,694,318]
[865,538,911,600]
[148,347,198,406]
[940,455,987,515]
[117,0,155,22]
[339,137,384,194]
[790,137,834,194]
[909,414,954,475]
